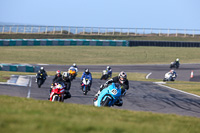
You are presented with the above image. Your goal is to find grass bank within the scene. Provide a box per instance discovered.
[0,95,200,133]
[1,46,200,65]
[1,34,200,42]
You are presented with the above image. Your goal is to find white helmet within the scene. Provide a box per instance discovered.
[73,63,76,67]
[176,58,179,61]
[40,67,44,70]
[62,72,69,80]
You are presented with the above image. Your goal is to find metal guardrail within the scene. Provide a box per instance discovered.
[0,25,200,37]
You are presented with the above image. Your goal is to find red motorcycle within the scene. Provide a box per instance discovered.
[49,82,65,102]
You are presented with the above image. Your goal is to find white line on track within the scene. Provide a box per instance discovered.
[27,76,32,98]
[156,83,200,99]
[146,72,152,79]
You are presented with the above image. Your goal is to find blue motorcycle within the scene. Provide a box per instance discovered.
[93,83,122,107]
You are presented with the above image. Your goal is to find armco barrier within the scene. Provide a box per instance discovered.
[0,64,40,72]
[129,40,200,47]
[0,39,128,46]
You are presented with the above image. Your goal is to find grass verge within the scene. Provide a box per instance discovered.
[1,46,200,65]
[0,95,200,133]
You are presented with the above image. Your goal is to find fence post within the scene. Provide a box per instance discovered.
[31,26,33,33]
[24,26,26,34]
[61,27,63,34]
[193,30,195,37]
[176,29,178,37]
[16,26,18,34]
[113,28,115,35]
[83,27,85,35]
[9,26,12,34]
[68,27,70,35]
[184,29,186,37]
[98,28,100,35]
[53,26,55,34]
[45,26,48,34]
[168,28,170,36]
[2,26,4,33]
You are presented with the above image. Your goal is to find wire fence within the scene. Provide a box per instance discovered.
[0,25,200,37]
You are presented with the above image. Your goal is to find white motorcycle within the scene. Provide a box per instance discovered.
[163,72,177,82]
[81,77,91,95]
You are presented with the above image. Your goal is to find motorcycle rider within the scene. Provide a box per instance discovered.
[35,67,48,82]
[95,71,129,106]
[175,58,180,66]
[106,66,112,78]
[80,68,92,91]
[62,72,72,99]
[53,70,62,82]
[68,63,78,79]
[169,69,177,80]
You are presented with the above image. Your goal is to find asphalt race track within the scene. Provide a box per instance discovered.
[1,64,200,118]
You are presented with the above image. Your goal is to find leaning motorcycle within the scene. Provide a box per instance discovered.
[36,73,46,88]
[68,68,77,81]
[93,83,122,107]
[163,72,176,82]
[49,82,65,102]
[100,70,109,80]
[81,77,90,95]
[170,61,180,69]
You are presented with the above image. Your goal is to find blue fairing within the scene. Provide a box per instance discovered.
[96,83,121,107]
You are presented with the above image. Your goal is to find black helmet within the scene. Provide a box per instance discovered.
[85,68,89,74]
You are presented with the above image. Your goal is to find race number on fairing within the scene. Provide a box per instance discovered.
[111,89,118,95]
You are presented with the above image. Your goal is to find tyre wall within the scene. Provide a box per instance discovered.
[0,39,128,46]
[129,40,200,47]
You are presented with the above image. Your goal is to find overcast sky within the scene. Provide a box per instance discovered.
[0,0,199,29]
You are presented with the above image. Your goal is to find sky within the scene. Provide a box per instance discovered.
[0,0,200,29]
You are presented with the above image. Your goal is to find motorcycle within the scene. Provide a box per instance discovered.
[36,73,46,88]
[170,61,180,69]
[163,72,177,82]
[68,68,77,81]
[49,82,65,102]
[100,70,109,80]
[93,83,122,107]
[81,77,91,95]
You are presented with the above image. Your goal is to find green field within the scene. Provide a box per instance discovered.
[0,95,200,133]
[1,46,200,65]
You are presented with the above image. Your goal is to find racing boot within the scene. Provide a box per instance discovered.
[114,97,123,106]
[64,90,71,99]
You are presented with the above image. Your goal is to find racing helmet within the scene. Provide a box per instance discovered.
[40,67,44,70]
[107,66,111,70]
[118,71,127,83]
[62,72,69,80]
[170,70,174,73]
[176,58,179,62]
[56,70,61,76]
[85,68,89,74]
[73,63,77,67]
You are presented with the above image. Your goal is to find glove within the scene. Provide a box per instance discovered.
[103,83,108,87]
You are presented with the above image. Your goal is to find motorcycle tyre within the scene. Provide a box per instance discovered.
[101,97,110,107]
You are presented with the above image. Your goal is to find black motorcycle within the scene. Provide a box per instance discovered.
[36,73,46,88]
[100,70,109,80]
[170,61,180,69]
